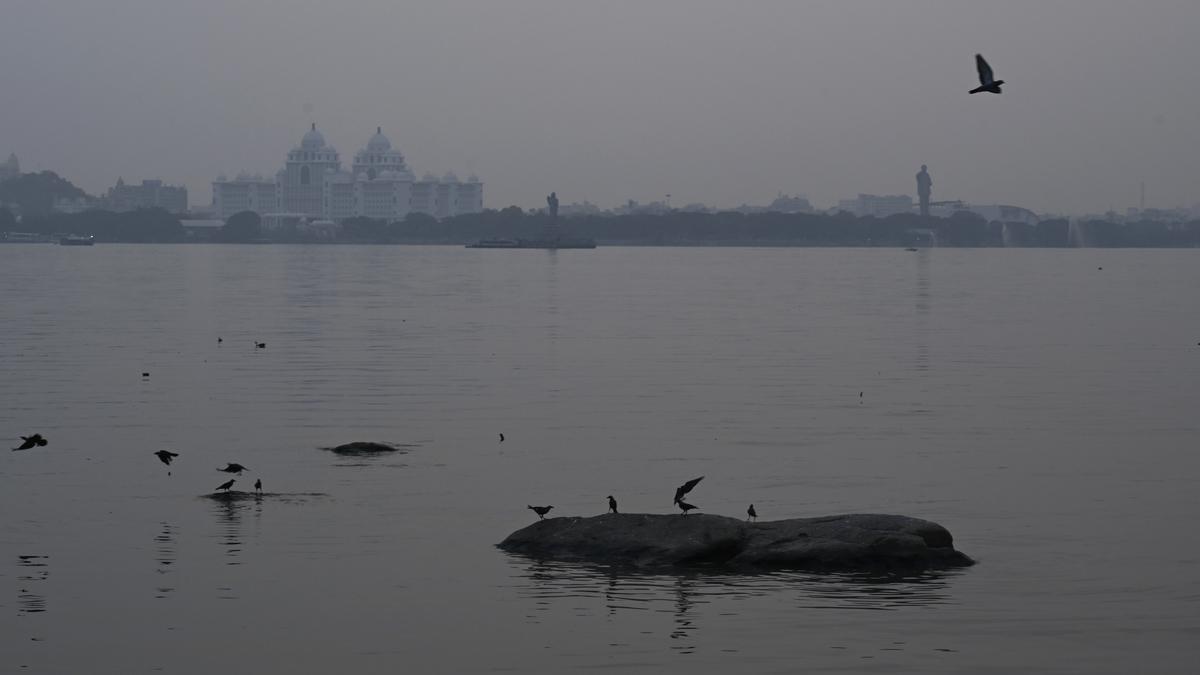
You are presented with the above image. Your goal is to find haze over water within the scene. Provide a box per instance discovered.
[2,245,1199,673]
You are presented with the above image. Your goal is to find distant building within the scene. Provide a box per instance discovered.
[836,194,914,218]
[767,193,814,214]
[213,173,279,220]
[0,153,18,182]
[52,196,104,213]
[929,201,1039,225]
[105,178,188,213]
[213,124,482,222]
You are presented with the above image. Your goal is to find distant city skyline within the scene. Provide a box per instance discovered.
[2,1,1198,214]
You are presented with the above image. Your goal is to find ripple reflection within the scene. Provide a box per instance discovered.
[154,521,177,598]
[17,554,49,615]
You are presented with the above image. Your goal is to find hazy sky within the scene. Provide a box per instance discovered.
[2,0,1197,213]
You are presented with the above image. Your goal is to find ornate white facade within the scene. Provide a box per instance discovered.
[212,125,482,222]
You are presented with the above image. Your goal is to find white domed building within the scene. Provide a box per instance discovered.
[213,124,482,222]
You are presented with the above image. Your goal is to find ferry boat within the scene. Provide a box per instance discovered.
[59,235,95,246]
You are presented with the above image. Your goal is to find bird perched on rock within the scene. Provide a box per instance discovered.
[673,476,704,505]
[747,504,757,522]
[216,479,235,492]
[607,495,618,514]
[677,500,698,516]
[969,53,1005,94]
[218,463,249,475]
[528,505,553,520]
[254,478,262,494]
[12,434,48,451]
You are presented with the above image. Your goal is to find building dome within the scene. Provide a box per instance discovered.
[301,123,326,150]
[367,127,391,152]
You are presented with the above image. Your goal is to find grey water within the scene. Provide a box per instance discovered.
[2,245,1198,674]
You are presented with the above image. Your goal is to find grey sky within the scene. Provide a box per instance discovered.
[2,0,1197,213]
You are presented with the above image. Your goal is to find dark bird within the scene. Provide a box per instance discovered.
[969,53,1005,94]
[607,495,618,514]
[254,478,262,494]
[217,337,223,343]
[142,372,150,378]
[499,433,505,442]
[153,450,179,472]
[747,504,758,522]
[218,463,249,475]
[12,434,48,451]
[254,341,266,349]
[677,500,698,516]
[673,476,704,504]
[216,479,235,492]
[527,505,553,520]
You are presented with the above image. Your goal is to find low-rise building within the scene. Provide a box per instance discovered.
[106,178,188,213]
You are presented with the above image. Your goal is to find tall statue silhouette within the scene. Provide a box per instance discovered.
[547,192,559,220]
[916,165,933,218]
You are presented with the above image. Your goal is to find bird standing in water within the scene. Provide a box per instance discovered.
[677,500,698,516]
[528,505,553,520]
[747,504,757,522]
[12,434,48,451]
[607,495,618,514]
[254,478,262,494]
[216,479,235,492]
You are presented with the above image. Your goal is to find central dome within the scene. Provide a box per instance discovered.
[367,126,391,152]
[301,123,326,150]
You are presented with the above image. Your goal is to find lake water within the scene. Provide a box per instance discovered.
[2,244,1198,674]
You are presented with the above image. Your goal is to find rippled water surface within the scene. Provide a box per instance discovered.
[2,245,1199,673]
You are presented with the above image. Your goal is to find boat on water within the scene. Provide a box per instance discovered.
[59,235,95,246]
[466,237,596,250]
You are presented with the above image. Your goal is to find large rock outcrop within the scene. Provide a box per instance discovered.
[498,513,973,571]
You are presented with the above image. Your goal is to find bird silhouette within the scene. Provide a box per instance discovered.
[677,500,698,516]
[217,337,223,343]
[969,53,1005,94]
[607,495,618,514]
[747,504,758,522]
[673,476,704,504]
[254,478,262,494]
[218,463,249,475]
[254,341,266,349]
[12,434,48,451]
[154,450,179,475]
[499,433,505,442]
[216,479,235,492]
[527,505,553,520]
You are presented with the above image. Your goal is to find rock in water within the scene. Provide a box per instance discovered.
[326,441,400,456]
[498,513,973,571]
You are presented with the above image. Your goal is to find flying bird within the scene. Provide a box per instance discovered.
[154,450,179,474]
[218,463,249,475]
[677,500,698,516]
[499,433,505,442]
[673,476,704,504]
[969,53,1005,94]
[747,504,757,522]
[607,495,618,514]
[527,505,554,520]
[254,341,266,349]
[12,434,48,451]
[254,478,262,494]
[216,479,235,492]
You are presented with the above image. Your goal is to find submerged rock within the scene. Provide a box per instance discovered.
[498,513,973,571]
[325,441,401,456]
[200,491,328,502]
